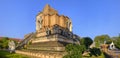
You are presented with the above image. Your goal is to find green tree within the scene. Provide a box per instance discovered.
[94,35,110,47]
[1,37,9,49]
[63,44,85,58]
[80,37,93,49]
[89,47,101,57]
[0,41,2,49]
[113,37,120,49]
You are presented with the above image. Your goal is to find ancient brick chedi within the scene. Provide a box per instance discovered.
[16,4,80,58]
[17,4,80,52]
[28,4,79,51]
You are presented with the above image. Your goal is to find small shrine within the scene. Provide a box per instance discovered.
[109,42,115,50]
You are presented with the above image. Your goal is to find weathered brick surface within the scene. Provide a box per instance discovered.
[16,50,65,58]
[36,4,72,33]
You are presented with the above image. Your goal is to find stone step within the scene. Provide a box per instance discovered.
[29,41,69,47]
[26,46,65,52]
[16,50,66,58]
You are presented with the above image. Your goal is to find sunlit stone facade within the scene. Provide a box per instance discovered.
[36,4,72,34]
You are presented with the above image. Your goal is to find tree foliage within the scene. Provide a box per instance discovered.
[0,37,9,49]
[113,37,120,49]
[63,44,86,58]
[89,47,101,57]
[80,37,93,49]
[94,35,111,47]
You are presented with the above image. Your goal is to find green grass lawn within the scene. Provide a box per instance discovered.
[0,50,29,58]
[0,50,105,58]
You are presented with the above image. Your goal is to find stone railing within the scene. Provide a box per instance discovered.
[16,32,35,49]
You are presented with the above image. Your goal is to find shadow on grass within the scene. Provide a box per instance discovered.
[103,52,112,58]
[0,50,10,58]
[0,50,28,58]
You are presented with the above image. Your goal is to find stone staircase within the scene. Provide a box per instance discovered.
[16,32,35,49]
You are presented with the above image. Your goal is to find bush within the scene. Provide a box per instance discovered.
[89,47,101,57]
[63,44,85,58]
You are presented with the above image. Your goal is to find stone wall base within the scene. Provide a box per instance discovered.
[15,50,66,58]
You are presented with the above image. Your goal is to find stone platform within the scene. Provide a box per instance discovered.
[27,33,79,51]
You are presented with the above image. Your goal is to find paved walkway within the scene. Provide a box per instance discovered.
[107,50,120,58]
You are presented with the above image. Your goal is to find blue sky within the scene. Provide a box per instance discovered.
[0,0,120,39]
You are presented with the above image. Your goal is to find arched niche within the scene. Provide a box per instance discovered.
[36,16,43,31]
[66,20,72,32]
